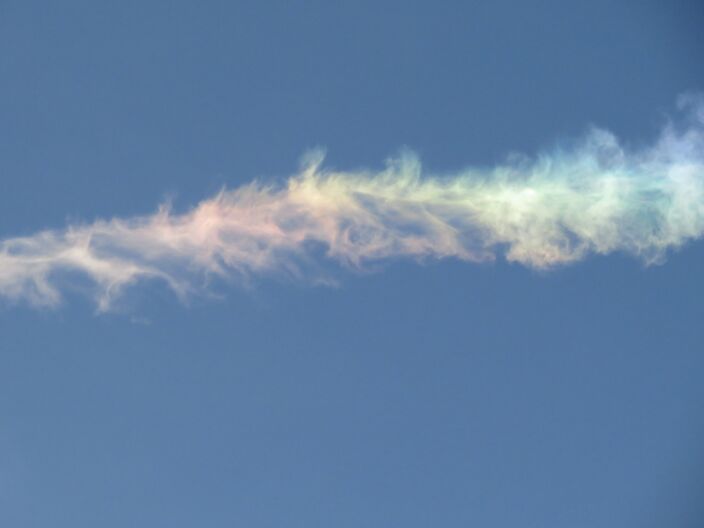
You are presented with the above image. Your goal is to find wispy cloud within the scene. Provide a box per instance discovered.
[2,97,703,310]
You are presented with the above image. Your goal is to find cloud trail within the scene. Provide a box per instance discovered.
[2,97,704,310]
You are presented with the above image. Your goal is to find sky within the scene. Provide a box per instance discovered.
[1,1,703,526]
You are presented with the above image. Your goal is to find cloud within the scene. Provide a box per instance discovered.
[1,98,703,310]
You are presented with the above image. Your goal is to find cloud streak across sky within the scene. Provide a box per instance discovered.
[2,97,703,310]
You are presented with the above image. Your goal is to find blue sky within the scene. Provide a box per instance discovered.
[1,1,703,526]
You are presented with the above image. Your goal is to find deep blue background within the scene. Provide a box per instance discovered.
[1,1,703,526]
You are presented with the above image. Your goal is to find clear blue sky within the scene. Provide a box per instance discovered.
[1,1,703,526]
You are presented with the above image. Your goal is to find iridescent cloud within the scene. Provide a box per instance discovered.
[2,96,703,310]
